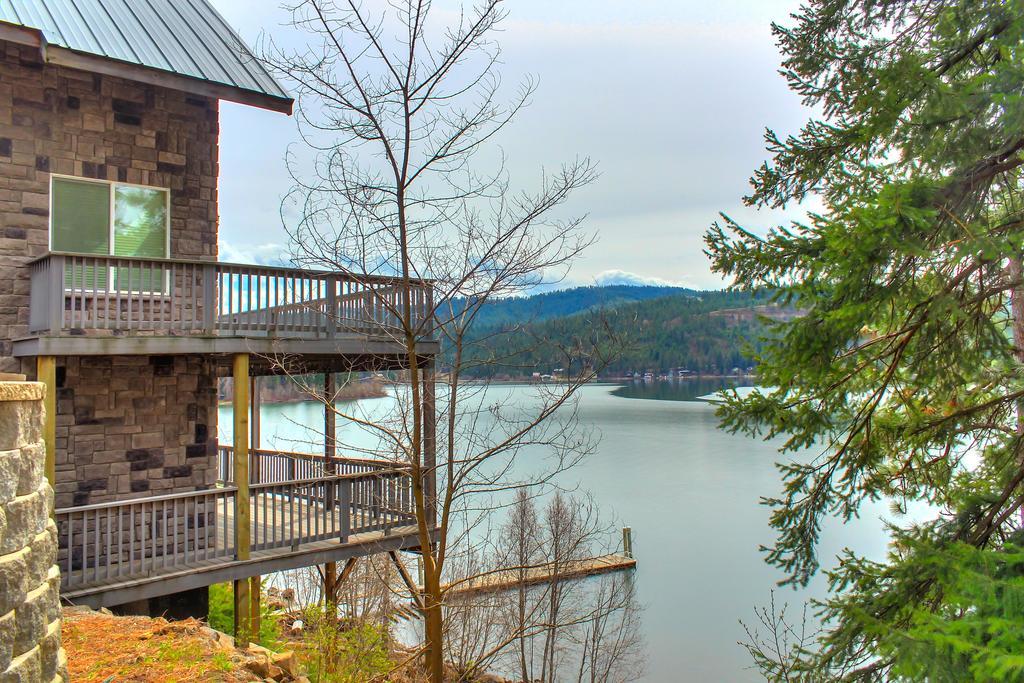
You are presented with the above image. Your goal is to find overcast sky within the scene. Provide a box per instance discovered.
[209,0,809,290]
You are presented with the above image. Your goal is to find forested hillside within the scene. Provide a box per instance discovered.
[455,288,784,377]
[453,284,688,328]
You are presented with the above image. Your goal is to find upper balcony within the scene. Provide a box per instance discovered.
[15,252,437,360]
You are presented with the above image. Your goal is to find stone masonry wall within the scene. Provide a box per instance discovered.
[54,355,219,509]
[0,40,220,373]
[0,381,67,682]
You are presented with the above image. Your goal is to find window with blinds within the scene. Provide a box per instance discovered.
[50,177,169,293]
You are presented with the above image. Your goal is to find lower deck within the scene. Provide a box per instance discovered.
[57,449,429,608]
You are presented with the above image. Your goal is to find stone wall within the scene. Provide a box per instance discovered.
[0,39,220,373]
[0,381,66,682]
[54,355,219,509]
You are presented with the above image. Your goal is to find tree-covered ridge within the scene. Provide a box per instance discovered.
[455,288,781,377]
[456,284,690,329]
[705,0,1024,679]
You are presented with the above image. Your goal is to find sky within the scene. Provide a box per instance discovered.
[209,0,811,290]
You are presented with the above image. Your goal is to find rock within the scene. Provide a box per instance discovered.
[244,656,271,679]
[271,651,297,677]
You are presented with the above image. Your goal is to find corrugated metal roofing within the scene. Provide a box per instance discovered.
[0,0,290,104]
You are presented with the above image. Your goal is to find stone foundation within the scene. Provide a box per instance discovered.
[0,381,66,682]
[53,354,218,509]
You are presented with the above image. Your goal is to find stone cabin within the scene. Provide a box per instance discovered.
[0,1,436,619]
[0,2,290,510]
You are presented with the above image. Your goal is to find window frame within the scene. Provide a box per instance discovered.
[48,173,171,260]
[48,174,172,295]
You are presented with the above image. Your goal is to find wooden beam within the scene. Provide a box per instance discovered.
[339,556,359,584]
[389,551,425,611]
[64,532,430,609]
[232,354,252,646]
[36,356,56,490]
[323,557,359,608]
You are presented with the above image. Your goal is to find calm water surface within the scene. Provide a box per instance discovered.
[220,380,898,682]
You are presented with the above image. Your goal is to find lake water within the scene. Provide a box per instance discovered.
[219,380,899,682]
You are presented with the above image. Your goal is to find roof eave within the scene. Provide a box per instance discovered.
[0,21,293,115]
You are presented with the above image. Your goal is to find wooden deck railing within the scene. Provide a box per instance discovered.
[27,252,433,338]
[216,445,399,485]
[55,469,417,592]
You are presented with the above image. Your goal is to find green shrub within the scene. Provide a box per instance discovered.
[207,582,283,651]
[299,605,391,683]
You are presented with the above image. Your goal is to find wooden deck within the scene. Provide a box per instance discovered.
[16,251,437,359]
[438,554,637,597]
[57,468,424,608]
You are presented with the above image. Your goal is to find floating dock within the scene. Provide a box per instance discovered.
[436,554,637,597]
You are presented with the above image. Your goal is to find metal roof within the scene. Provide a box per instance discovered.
[0,0,291,112]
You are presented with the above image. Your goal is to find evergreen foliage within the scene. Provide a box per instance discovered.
[454,288,778,377]
[705,0,1024,679]
[459,284,688,328]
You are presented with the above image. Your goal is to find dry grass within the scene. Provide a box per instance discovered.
[62,608,252,682]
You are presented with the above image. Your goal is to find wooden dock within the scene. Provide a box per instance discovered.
[436,554,637,597]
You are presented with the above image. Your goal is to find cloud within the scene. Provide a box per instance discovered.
[219,240,290,266]
[591,270,693,288]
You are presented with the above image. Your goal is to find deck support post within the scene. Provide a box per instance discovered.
[324,372,335,475]
[36,356,56,491]
[249,576,261,640]
[250,375,261,449]
[324,561,337,610]
[422,361,436,527]
[232,353,252,645]
[323,372,338,608]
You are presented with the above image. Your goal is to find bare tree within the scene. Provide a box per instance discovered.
[462,491,645,683]
[261,1,626,680]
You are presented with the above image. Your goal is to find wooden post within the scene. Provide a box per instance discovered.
[249,575,261,641]
[250,375,261,450]
[324,372,337,596]
[622,527,633,559]
[250,375,261,482]
[232,353,252,645]
[422,361,436,527]
[36,356,56,491]
[201,262,217,333]
[324,561,337,611]
[324,372,336,475]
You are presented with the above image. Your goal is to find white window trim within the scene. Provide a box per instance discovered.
[47,173,171,258]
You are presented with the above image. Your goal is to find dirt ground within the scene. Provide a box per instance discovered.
[61,608,258,682]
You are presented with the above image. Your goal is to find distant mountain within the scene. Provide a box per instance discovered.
[462,284,692,329]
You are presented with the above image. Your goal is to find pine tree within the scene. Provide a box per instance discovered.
[705,1,1024,679]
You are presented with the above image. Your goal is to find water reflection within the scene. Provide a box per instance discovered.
[611,377,747,401]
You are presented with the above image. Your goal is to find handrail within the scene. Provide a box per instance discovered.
[29,251,432,286]
[28,252,434,338]
[220,444,407,470]
[55,485,228,515]
[56,470,403,515]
